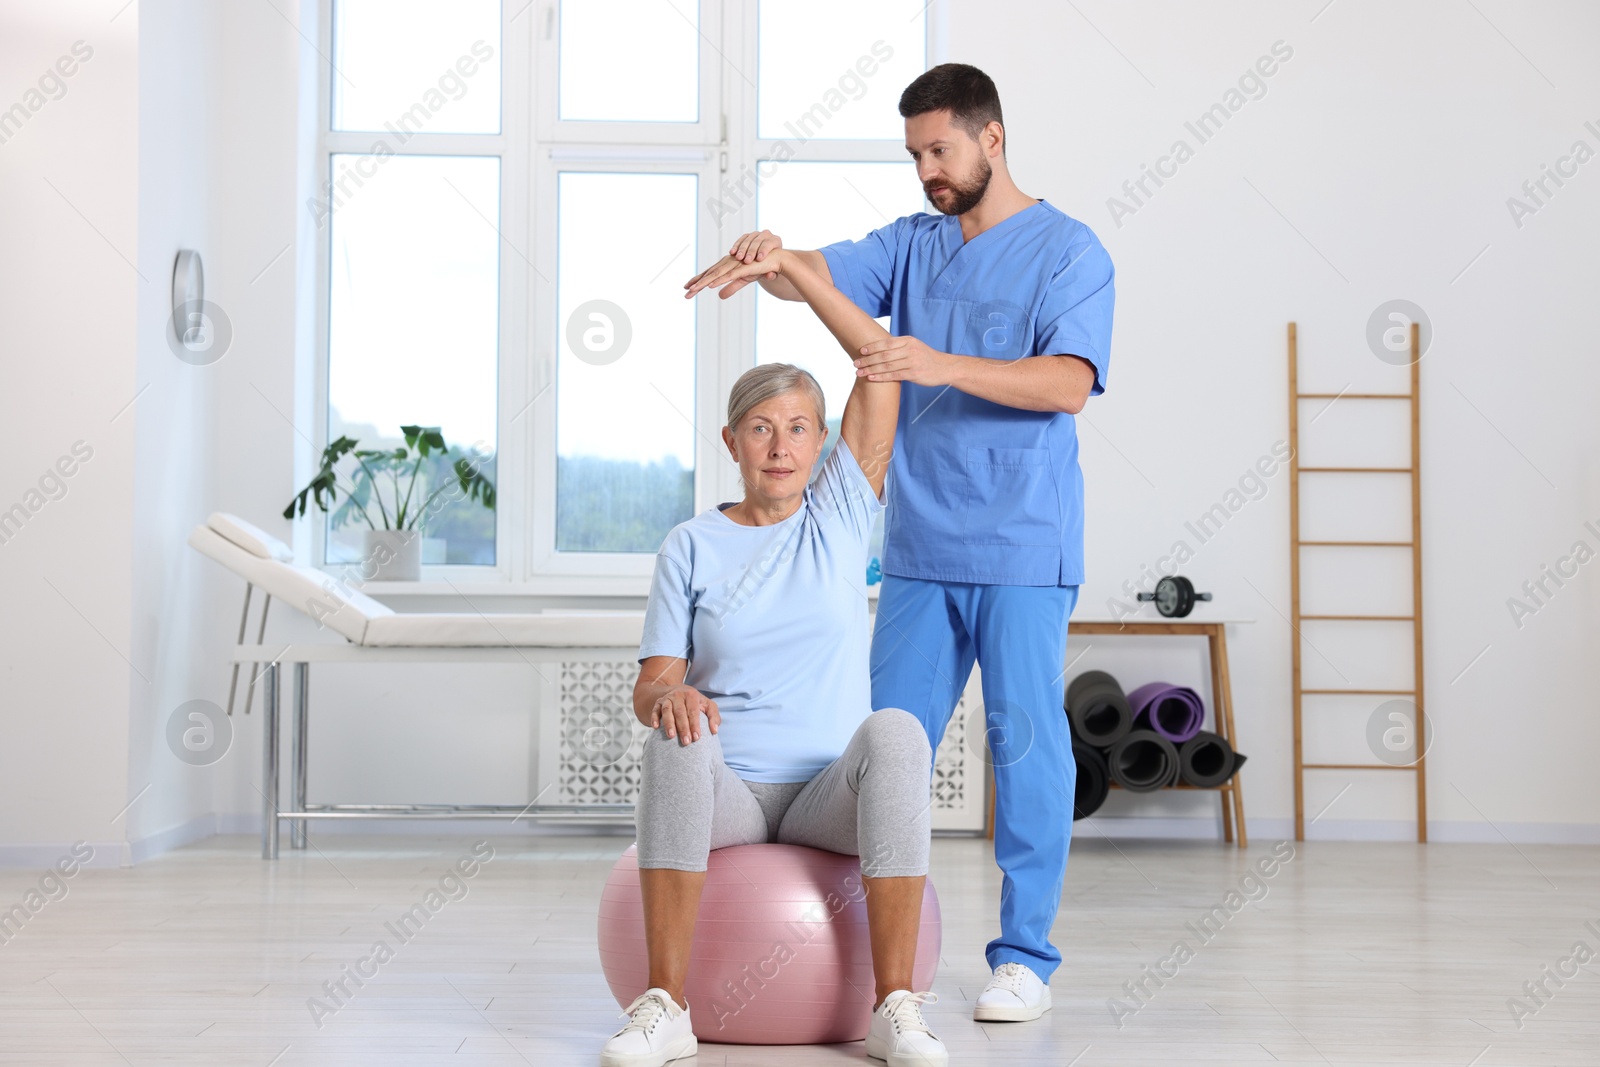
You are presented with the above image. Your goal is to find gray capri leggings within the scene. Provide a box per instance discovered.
[635,707,933,879]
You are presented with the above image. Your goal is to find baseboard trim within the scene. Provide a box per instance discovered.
[0,840,131,869]
[128,813,222,865]
[1074,814,1600,845]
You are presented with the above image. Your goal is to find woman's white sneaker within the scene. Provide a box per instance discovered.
[599,988,697,1067]
[866,989,948,1067]
[973,962,1051,1021]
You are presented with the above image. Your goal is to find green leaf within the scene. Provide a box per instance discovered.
[284,426,496,532]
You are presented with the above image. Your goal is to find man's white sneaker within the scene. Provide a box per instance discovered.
[599,988,697,1067]
[973,962,1051,1022]
[866,989,948,1067]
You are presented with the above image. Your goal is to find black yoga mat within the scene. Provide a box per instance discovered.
[1065,670,1134,747]
[1178,730,1248,788]
[1072,742,1110,820]
[1106,729,1179,792]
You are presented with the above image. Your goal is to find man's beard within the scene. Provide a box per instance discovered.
[924,155,992,216]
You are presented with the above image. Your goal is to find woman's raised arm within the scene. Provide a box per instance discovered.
[769,252,900,498]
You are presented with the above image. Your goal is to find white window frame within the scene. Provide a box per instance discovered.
[308,0,939,595]
[528,153,725,581]
[311,0,529,588]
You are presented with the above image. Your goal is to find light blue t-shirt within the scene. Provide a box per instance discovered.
[819,200,1115,586]
[639,438,885,783]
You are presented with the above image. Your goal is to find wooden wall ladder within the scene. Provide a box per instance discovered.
[1287,321,1427,842]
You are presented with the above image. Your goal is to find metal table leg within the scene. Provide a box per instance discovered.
[241,594,273,716]
[226,584,252,717]
[262,661,280,860]
[292,662,308,850]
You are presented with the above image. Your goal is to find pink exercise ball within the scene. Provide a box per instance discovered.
[598,843,941,1045]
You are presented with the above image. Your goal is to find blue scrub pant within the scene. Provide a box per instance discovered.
[870,574,1079,982]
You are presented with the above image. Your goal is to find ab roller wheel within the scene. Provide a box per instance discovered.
[1136,575,1213,618]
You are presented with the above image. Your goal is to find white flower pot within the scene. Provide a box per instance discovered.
[362,528,422,581]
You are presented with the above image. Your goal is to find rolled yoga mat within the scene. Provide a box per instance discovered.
[1126,682,1206,745]
[1106,729,1180,792]
[1065,670,1134,748]
[1071,742,1110,820]
[1178,730,1248,788]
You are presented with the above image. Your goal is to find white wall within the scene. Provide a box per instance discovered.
[193,0,319,836]
[2,0,1596,863]
[0,1,139,866]
[1006,0,1600,840]
[124,0,226,863]
[0,0,232,867]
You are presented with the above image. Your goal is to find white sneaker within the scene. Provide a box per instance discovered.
[973,962,1051,1022]
[866,989,948,1067]
[599,988,697,1067]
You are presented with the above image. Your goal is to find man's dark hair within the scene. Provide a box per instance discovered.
[898,63,1004,146]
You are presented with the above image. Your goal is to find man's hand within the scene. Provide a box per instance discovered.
[648,684,721,746]
[685,230,784,299]
[729,229,783,264]
[854,335,957,387]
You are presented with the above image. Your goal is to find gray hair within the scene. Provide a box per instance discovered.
[726,363,826,431]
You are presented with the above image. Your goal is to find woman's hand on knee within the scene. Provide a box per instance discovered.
[652,685,720,745]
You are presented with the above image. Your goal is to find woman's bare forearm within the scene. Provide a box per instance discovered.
[633,656,687,725]
[778,253,899,495]
[758,249,832,300]
[781,253,889,357]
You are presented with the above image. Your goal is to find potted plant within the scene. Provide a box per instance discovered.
[283,425,495,581]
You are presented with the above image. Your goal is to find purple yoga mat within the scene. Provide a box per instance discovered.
[1126,682,1206,744]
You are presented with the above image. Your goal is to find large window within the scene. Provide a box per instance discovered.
[316,0,929,586]
[322,0,506,569]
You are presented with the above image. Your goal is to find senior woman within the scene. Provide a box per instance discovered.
[599,250,944,1067]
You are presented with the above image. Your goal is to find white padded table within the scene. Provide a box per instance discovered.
[190,513,651,858]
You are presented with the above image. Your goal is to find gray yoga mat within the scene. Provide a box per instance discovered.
[1178,730,1247,788]
[1072,742,1110,820]
[1106,729,1179,792]
[1065,670,1134,748]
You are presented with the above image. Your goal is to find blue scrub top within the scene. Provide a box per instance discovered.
[820,200,1115,586]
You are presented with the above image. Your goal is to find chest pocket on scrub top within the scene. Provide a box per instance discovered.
[962,446,1059,546]
[966,299,1033,360]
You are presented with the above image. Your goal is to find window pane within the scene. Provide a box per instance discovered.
[557,172,696,552]
[326,155,500,566]
[758,0,926,140]
[560,0,698,123]
[332,0,501,134]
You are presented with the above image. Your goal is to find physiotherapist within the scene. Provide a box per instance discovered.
[686,62,1115,1023]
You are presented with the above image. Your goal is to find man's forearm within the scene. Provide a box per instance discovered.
[947,353,1098,414]
[759,249,832,300]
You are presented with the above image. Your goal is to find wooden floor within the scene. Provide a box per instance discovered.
[0,832,1596,1065]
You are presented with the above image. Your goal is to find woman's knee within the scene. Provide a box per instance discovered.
[640,724,719,779]
[859,707,933,763]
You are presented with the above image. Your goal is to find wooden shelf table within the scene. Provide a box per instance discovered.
[984,615,1252,848]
